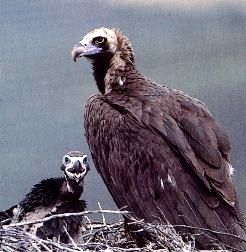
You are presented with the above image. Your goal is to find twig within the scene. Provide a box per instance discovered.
[170,224,246,243]
[63,225,83,251]
[98,202,106,226]
[3,209,128,229]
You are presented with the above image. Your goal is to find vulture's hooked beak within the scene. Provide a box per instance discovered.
[71,43,102,62]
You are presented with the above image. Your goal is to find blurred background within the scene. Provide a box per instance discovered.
[0,0,245,211]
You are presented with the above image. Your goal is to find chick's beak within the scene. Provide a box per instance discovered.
[71,160,84,174]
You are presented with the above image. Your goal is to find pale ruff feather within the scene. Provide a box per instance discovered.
[228,163,234,175]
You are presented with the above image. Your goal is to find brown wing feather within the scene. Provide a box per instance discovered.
[180,117,222,168]
[84,80,246,249]
[103,84,236,205]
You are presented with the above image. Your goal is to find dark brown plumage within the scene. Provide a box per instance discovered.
[0,151,89,244]
[72,28,246,250]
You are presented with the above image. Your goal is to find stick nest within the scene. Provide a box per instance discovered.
[0,205,194,252]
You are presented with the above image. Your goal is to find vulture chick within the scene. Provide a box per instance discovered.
[72,28,246,250]
[0,151,89,244]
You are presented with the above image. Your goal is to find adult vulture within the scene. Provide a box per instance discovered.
[72,28,246,250]
[0,151,89,244]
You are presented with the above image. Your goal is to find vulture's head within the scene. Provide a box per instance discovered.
[72,27,134,63]
[72,27,118,61]
[72,27,134,94]
[61,151,90,183]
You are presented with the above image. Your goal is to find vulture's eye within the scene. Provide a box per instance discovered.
[93,36,106,45]
[64,156,70,164]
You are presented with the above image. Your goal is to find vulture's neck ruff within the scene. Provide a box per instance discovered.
[72,28,135,94]
[92,30,135,94]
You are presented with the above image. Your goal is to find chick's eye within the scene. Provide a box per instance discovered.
[64,157,70,164]
[94,36,105,44]
[83,156,88,164]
